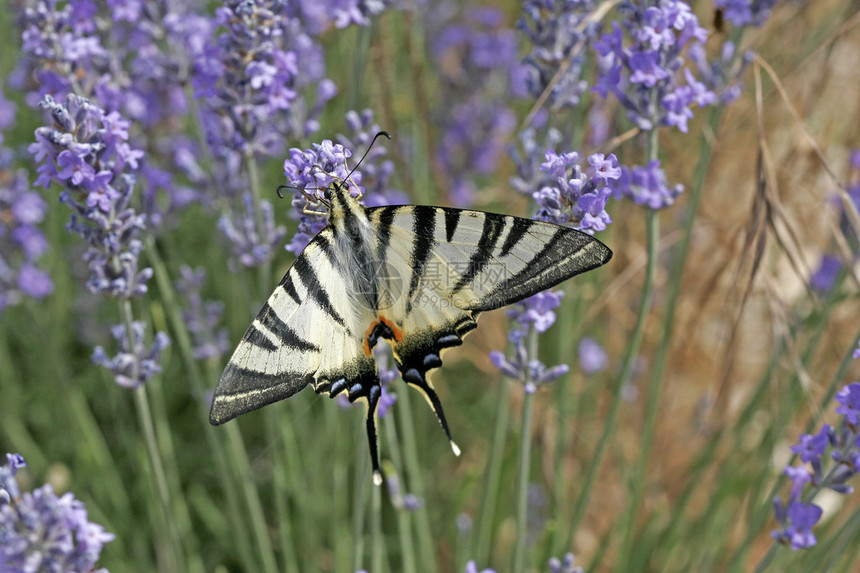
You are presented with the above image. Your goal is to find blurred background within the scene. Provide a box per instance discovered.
[1,0,859,571]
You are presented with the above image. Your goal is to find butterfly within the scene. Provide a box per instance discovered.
[209,139,612,485]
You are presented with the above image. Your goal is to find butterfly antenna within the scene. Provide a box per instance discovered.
[342,130,391,192]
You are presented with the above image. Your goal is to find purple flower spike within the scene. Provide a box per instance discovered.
[835,383,860,425]
[784,502,822,550]
[0,454,114,570]
[429,7,520,206]
[283,138,364,253]
[791,425,833,464]
[518,0,598,110]
[614,160,683,210]
[31,94,154,300]
[773,379,860,551]
[548,552,585,573]
[592,0,718,134]
[175,266,230,362]
[519,147,616,232]
[1,122,54,315]
[490,351,522,381]
[217,193,287,269]
[92,321,170,389]
[716,0,781,27]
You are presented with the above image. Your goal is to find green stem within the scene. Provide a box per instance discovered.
[618,106,724,568]
[145,238,276,571]
[474,377,511,564]
[513,329,539,573]
[384,415,417,573]
[371,480,385,573]
[245,154,273,298]
[124,305,183,573]
[567,203,660,551]
[396,381,438,571]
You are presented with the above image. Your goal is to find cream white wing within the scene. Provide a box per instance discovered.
[209,230,377,425]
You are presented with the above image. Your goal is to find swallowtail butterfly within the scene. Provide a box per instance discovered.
[209,141,612,485]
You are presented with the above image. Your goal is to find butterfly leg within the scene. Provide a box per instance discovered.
[402,370,461,457]
[365,383,384,486]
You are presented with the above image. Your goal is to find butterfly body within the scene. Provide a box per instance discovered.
[210,187,611,484]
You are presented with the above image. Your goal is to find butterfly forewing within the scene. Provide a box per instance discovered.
[209,229,374,425]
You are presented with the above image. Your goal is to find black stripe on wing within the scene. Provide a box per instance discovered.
[280,272,302,306]
[451,212,505,294]
[471,225,612,312]
[251,302,320,352]
[209,367,315,425]
[293,235,350,332]
[406,206,437,310]
[499,216,534,257]
[374,205,398,264]
[443,208,460,242]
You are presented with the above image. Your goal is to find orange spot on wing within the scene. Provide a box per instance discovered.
[377,316,403,343]
[362,323,375,356]
[362,316,404,356]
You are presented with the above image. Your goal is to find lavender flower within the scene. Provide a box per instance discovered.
[508,126,562,197]
[517,0,598,110]
[835,383,860,425]
[18,0,210,225]
[92,321,170,388]
[578,337,608,374]
[771,498,822,551]
[548,552,585,573]
[437,99,517,206]
[613,160,683,210]
[1,167,54,313]
[175,266,230,361]
[0,88,53,313]
[282,139,362,254]
[494,144,613,390]
[192,0,337,159]
[593,1,716,134]
[0,453,114,571]
[294,0,390,33]
[715,0,782,28]
[771,380,860,550]
[31,94,152,298]
[808,153,860,293]
[217,192,287,269]
[490,292,570,390]
[531,149,618,232]
[687,41,753,105]
[465,561,496,573]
